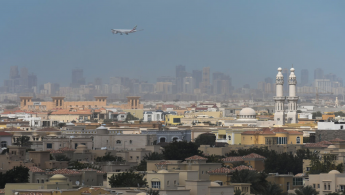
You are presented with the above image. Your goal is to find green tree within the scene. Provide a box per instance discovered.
[108,171,147,187]
[134,152,164,171]
[54,154,71,161]
[261,182,284,195]
[309,154,342,174]
[126,112,139,121]
[195,133,216,146]
[226,147,314,175]
[231,169,268,194]
[204,154,224,164]
[147,189,159,195]
[95,152,124,162]
[0,165,29,188]
[312,111,322,119]
[334,111,345,117]
[294,185,319,195]
[234,189,245,195]
[163,141,202,161]
[57,123,66,128]
[13,136,31,147]
[68,161,99,170]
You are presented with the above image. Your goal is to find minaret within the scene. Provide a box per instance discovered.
[274,67,286,126]
[287,68,299,123]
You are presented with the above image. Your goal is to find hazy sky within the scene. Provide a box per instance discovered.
[1,1,345,87]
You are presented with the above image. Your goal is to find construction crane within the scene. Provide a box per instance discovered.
[315,87,333,105]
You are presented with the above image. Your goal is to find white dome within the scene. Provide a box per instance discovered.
[96,126,107,130]
[329,170,340,174]
[239,108,256,116]
[238,108,257,121]
[328,145,337,149]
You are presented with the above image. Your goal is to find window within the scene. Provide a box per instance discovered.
[324,184,326,190]
[152,181,160,189]
[173,118,181,123]
[215,181,223,186]
[41,180,44,183]
[293,178,303,186]
[137,156,139,159]
[313,184,315,189]
[129,140,132,144]
[116,140,121,144]
[167,181,170,186]
[47,143,52,149]
[228,136,231,140]
[318,184,320,188]
[306,167,310,171]
[130,156,132,159]
[202,171,204,174]
[174,180,177,185]
[1,141,7,148]
[37,179,39,183]
[341,185,345,191]
[296,136,300,144]
[328,184,330,190]
[341,125,344,130]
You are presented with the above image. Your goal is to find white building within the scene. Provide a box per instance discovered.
[143,110,164,122]
[318,121,345,130]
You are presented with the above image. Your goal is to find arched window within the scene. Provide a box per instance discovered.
[116,140,121,144]
[160,137,166,143]
[172,137,178,142]
[1,141,7,148]
[228,136,231,140]
[296,136,301,144]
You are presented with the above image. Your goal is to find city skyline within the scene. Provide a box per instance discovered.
[1,1,345,87]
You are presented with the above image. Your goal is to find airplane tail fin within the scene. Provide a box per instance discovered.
[133,25,137,30]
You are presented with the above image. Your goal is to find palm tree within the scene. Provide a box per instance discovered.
[295,185,319,195]
[234,189,245,195]
[231,170,268,194]
[262,182,284,195]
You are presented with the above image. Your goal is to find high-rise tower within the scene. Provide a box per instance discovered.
[287,68,299,124]
[274,67,286,126]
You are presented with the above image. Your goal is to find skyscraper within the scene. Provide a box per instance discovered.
[192,70,202,89]
[175,65,186,78]
[10,66,19,79]
[28,74,37,89]
[314,68,324,80]
[175,65,186,93]
[301,69,309,86]
[71,68,85,88]
[201,67,210,93]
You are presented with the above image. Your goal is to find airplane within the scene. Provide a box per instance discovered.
[111,25,142,35]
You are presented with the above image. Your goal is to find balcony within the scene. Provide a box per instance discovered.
[216,139,228,143]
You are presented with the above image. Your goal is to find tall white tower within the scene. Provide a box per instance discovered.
[274,67,286,126]
[287,68,299,123]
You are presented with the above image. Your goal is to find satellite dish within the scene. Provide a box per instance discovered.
[76,181,80,186]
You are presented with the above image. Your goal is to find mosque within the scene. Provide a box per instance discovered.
[223,67,299,127]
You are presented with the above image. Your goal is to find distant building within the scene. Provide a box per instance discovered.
[71,68,85,88]
[314,68,324,80]
[301,69,309,86]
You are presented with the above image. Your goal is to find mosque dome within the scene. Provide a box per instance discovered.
[96,126,107,130]
[157,170,169,173]
[238,108,257,121]
[328,145,337,149]
[210,182,221,186]
[329,170,340,174]
[50,174,68,182]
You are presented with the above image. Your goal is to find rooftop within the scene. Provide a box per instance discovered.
[185,155,208,161]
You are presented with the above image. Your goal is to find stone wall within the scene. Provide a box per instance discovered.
[315,130,345,142]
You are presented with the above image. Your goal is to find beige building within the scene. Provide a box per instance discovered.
[20,96,107,111]
[305,170,345,195]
